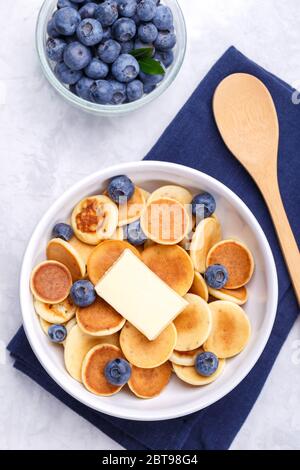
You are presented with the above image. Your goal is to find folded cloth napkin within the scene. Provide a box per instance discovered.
[8,46,299,450]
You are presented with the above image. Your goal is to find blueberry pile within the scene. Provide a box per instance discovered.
[46,0,176,105]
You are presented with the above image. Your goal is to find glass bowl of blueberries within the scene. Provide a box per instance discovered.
[36,0,187,116]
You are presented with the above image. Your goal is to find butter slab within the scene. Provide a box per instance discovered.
[95,249,188,340]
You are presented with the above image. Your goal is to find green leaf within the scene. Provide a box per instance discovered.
[130,48,154,59]
[138,57,165,76]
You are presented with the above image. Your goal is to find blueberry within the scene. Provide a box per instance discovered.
[75,76,94,100]
[195,352,219,377]
[120,40,134,54]
[154,30,176,51]
[134,38,155,56]
[104,358,132,386]
[46,38,67,62]
[143,83,155,94]
[70,280,96,307]
[57,0,78,8]
[52,222,74,241]
[191,192,216,219]
[90,79,114,103]
[131,13,141,26]
[95,0,118,26]
[126,79,143,101]
[154,49,173,68]
[48,324,68,343]
[55,61,83,84]
[63,41,92,70]
[125,220,147,245]
[85,58,109,78]
[138,22,158,43]
[112,54,139,82]
[47,18,61,38]
[76,18,103,46]
[139,70,163,88]
[112,18,136,42]
[98,39,121,63]
[204,264,228,289]
[153,5,173,30]
[109,80,127,104]
[53,7,81,36]
[118,0,137,18]
[102,26,112,41]
[136,0,157,21]
[108,175,135,203]
[79,2,98,19]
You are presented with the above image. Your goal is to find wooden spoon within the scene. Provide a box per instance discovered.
[213,73,300,305]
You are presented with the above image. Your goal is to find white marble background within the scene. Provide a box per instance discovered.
[0,0,300,450]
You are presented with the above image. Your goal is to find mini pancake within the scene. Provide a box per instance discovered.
[30,260,72,304]
[76,296,125,336]
[47,238,86,281]
[173,358,225,385]
[141,244,194,296]
[170,347,203,366]
[206,239,254,289]
[120,322,177,368]
[82,344,124,396]
[203,301,251,358]
[207,286,248,305]
[64,324,103,382]
[34,296,76,324]
[128,362,172,399]
[173,293,212,351]
[71,195,118,245]
[87,240,140,285]
[189,271,209,301]
[147,185,193,206]
[69,236,95,265]
[140,197,189,245]
[118,186,146,226]
[190,217,222,273]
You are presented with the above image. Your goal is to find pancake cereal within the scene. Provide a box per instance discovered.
[30,174,255,398]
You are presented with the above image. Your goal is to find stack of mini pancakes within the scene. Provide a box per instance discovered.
[31,183,254,399]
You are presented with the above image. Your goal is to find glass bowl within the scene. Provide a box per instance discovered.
[36,0,187,116]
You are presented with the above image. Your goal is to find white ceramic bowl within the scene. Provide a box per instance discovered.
[20,161,278,421]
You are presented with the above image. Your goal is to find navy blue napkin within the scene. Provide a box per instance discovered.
[8,46,299,450]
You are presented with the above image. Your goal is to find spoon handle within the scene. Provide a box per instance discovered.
[261,180,300,305]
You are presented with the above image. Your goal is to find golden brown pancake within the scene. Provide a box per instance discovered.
[173,358,225,385]
[120,322,177,368]
[82,344,124,396]
[203,301,251,358]
[173,293,212,351]
[46,238,86,281]
[189,271,209,301]
[170,347,203,366]
[190,217,222,273]
[34,296,76,324]
[141,244,194,296]
[76,296,125,336]
[140,197,189,245]
[69,236,95,265]
[71,195,118,245]
[87,240,140,285]
[207,286,248,305]
[128,362,172,399]
[206,239,254,289]
[30,261,72,304]
[147,185,193,206]
[118,186,146,226]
